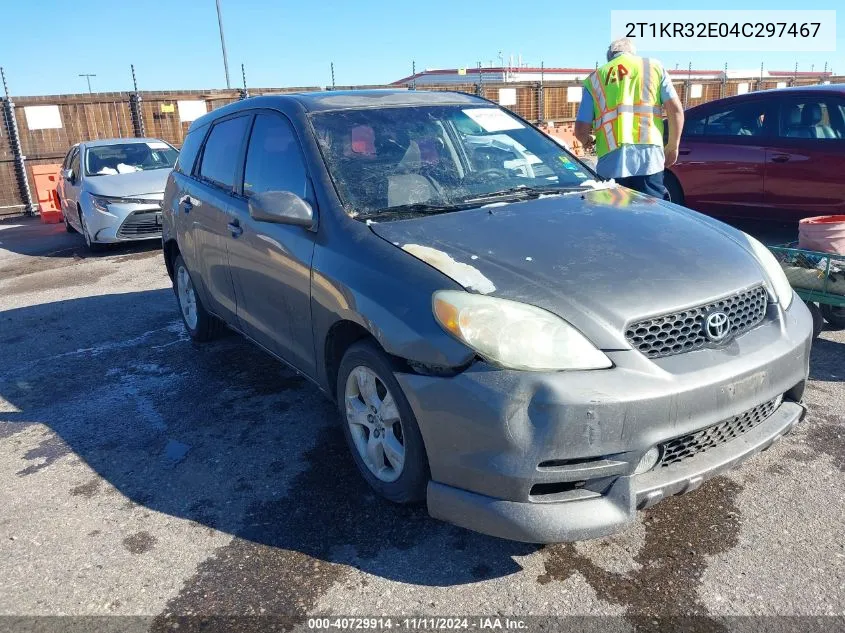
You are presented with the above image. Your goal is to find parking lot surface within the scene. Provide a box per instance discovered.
[1,216,843,629]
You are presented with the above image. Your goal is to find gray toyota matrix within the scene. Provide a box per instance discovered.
[161,90,812,543]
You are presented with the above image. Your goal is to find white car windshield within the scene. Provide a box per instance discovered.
[85,142,178,176]
[311,105,594,217]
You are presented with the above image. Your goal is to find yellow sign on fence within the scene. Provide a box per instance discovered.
[160,103,175,114]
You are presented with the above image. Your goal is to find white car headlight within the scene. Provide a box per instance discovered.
[90,195,113,214]
[432,290,612,371]
[743,233,794,309]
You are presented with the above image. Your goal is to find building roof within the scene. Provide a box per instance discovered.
[392,66,834,84]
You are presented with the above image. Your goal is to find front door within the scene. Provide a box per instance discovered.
[671,97,773,218]
[226,111,317,377]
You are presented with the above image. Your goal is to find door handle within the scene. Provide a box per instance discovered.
[179,195,194,213]
[678,148,691,155]
[227,218,243,238]
[771,154,790,163]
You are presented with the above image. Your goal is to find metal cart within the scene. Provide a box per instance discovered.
[768,243,845,338]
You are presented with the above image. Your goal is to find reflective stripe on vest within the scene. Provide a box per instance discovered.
[584,53,666,158]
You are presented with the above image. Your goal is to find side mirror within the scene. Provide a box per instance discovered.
[248,191,315,229]
[62,169,74,183]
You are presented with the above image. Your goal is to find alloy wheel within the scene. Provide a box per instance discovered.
[344,366,406,482]
[176,264,199,330]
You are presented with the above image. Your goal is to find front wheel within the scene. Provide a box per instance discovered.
[337,340,429,504]
[172,254,222,342]
[664,171,684,205]
[821,304,845,330]
[806,301,823,339]
[78,211,102,252]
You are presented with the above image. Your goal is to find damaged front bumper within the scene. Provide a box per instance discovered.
[395,297,813,543]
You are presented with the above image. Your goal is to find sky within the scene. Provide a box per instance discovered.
[2,0,843,96]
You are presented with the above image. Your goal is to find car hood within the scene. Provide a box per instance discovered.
[83,168,170,198]
[369,187,767,349]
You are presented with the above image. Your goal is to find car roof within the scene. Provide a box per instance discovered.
[80,137,170,149]
[687,83,845,112]
[188,89,491,130]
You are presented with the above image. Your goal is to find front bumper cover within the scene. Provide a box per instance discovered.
[426,400,804,543]
[396,297,813,543]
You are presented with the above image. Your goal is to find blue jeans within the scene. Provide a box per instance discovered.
[615,172,669,200]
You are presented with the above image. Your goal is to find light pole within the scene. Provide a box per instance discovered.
[79,73,96,93]
[215,0,231,88]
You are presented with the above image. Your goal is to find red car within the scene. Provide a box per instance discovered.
[666,85,845,222]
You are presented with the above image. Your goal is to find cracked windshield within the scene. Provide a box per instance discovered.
[312,105,592,217]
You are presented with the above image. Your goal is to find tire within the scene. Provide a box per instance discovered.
[78,210,103,252]
[64,213,77,233]
[806,301,824,339]
[664,171,684,205]
[821,304,845,330]
[172,254,223,342]
[337,340,429,504]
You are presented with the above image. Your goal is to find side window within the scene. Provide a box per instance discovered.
[778,99,844,140]
[242,113,308,199]
[702,102,767,137]
[174,126,207,175]
[198,116,250,190]
[69,150,80,179]
[682,111,707,136]
[61,148,75,169]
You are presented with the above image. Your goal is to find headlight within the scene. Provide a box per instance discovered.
[743,233,793,309]
[433,290,612,371]
[90,195,113,214]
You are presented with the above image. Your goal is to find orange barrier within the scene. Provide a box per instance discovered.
[30,164,63,224]
[539,122,588,157]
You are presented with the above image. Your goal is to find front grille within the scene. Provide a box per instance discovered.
[658,397,780,467]
[117,209,162,238]
[626,285,768,359]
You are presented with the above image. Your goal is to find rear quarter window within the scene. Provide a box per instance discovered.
[174,126,207,176]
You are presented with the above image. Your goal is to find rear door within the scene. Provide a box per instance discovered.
[669,97,774,218]
[226,111,317,376]
[188,114,252,324]
[763,93,845,220]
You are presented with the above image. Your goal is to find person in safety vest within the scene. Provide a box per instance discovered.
[574,38,684,199]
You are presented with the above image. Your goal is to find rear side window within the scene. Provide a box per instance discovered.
[198,116,250,190]
[175,126,206,175]
[242,113,308,199]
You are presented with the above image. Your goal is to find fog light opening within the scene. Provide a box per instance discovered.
[634,446,661,475]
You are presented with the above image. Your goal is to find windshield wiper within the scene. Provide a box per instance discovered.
[460,185,581,204]
[356,201,478,220]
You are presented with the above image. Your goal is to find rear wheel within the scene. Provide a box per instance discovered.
[173,254,222,342]
[337,340,429,504]
[806,301,824,339]
[821,304,845,330]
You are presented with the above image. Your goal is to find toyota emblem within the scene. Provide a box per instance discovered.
[704,310,731,342]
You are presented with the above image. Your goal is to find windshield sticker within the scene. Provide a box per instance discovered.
[559,157,580,171]
[147,141,170,149]
[573,171,588,178]
[462,108,525,133]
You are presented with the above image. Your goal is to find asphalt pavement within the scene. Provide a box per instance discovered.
[0,215,843,632]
